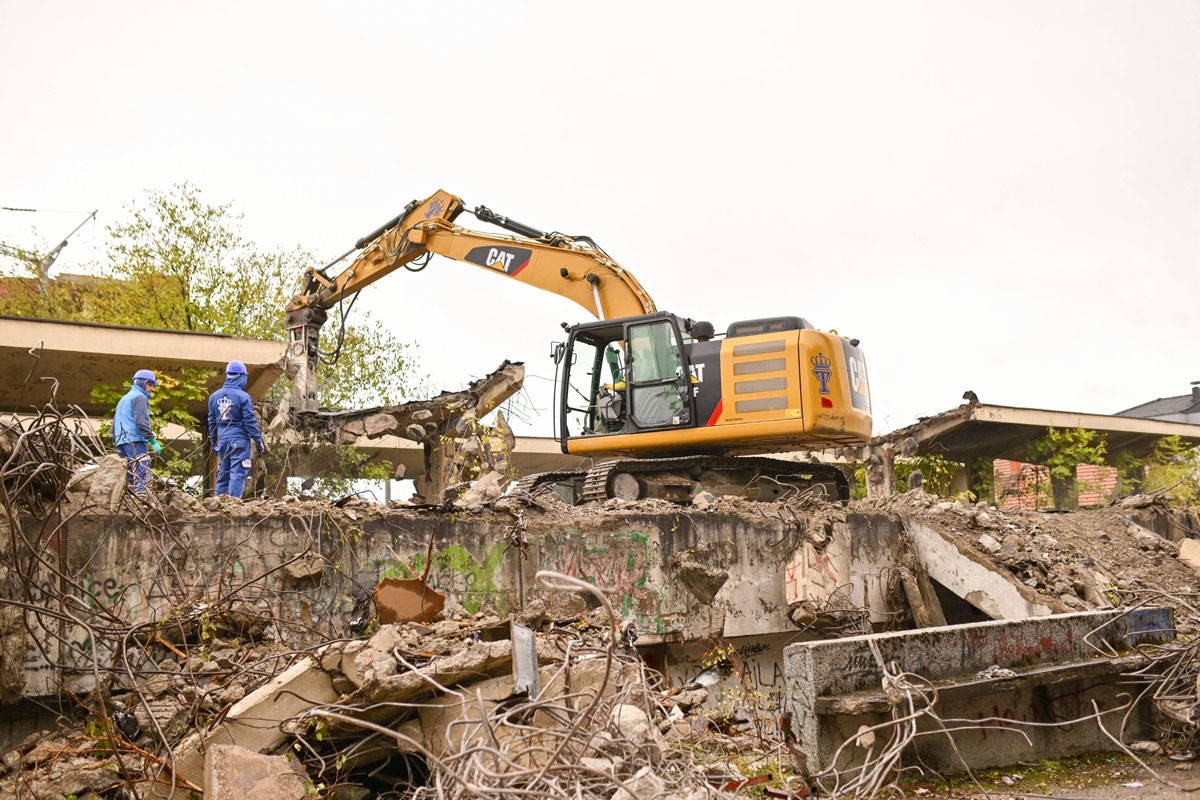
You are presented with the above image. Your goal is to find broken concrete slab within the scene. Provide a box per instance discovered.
[342,639,515,724]
[785,607,1173,775]
[906,519,1061,619]
[204,744,309,800]
[410,657,645,757]
[167,657,336,798]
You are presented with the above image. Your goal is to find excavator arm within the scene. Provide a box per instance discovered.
[285,190,657,411]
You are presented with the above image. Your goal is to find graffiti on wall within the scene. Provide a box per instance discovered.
[784,541,841,606]
[540,528,666,631]
[667,635,788,735]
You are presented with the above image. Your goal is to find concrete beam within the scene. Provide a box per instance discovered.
[873,401,1200,463]
[0,315,286,416]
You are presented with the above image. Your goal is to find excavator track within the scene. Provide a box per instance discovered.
[516,456,849,505]
[511,468,589,501]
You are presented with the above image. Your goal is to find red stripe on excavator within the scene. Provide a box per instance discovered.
[510,258,530,275]
[706,399,723,427]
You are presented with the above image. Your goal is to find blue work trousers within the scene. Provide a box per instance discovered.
[215,439,253,498]
[116,442,151,493]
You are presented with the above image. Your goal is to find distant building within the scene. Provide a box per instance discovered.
[993,460,1118,511]
[1116,383,1200,425]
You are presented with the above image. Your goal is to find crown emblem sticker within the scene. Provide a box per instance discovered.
[810,352,833,394]
[424,197,446,218]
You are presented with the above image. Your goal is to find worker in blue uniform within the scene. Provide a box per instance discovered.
[207,360,268,498]
[112,369,163,492]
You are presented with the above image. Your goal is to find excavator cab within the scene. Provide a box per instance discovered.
[558,312,695,445]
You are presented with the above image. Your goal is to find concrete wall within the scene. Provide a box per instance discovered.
[8,506,907,699]
[784,609,1169,774]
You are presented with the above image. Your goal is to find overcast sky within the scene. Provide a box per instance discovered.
[2,1,1197,437]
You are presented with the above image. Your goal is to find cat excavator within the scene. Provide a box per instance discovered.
[286,190,872,503]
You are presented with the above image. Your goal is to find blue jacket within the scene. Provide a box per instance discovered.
[207,373,265,449]
[113,385,153,446]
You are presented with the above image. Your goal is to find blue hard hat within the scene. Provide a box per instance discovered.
[226,360,248,375]
[133,369,158,385]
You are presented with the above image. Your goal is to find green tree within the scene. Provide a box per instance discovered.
[1117,436,1200,506]
[1,183,420,408]
[1025,427,1108,511]
[894,454,963,498]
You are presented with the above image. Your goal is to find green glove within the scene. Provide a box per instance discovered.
[149,438,163,454]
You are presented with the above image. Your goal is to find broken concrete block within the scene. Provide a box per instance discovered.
[75,455,126,511]
[362,413,399,438]
[344,639,515,720]
[317,642,344,673]
[692,491,716,509]
[1178,539,1200,574]
[403,424,426,442]
[353,626,405,684]
[1130,527,1165,548]
[432,620,460,637]
[204,744,309,800]
[610,704,659,750]
[410,658,643,758]
[579,756,616,774]
[339,640,368,687]
[611,765,666,800]
[978,533,1002,554]
[284,552,324,581]
[676,559,728,604]
[166,657,336,798]
[456,471,505,508]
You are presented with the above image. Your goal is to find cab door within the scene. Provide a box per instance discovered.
[625,319,693,431]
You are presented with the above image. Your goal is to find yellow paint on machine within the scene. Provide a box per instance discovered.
[566,329,871,457]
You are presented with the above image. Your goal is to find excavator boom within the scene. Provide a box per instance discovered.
[286,190,655,410]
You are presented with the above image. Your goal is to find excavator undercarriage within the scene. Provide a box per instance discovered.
[514,455,850,505]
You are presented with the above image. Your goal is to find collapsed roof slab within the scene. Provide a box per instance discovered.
[0,315,286,416]
[873,401,1200,463]
[302,434,592,480]
[284,361,595,481]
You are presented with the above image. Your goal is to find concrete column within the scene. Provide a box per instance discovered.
[864,442,896,499]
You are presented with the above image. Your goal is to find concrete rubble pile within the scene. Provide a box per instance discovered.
[5,395,1200,797]
[0,578,771,799]
[863,489,1200,631]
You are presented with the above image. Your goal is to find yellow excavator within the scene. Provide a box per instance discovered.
[286,190,872,502]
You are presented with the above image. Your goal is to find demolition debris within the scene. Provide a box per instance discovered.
[4,390,1200,799]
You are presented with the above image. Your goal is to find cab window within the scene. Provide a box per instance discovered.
[628,321,689,428]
